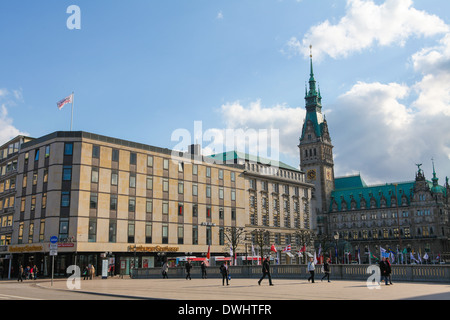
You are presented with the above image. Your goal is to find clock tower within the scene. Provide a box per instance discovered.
[298,46,334,234]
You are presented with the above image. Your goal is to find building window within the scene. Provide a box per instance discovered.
[110,195,117,211]
[59,218,69,241]
[162,201,169,215]
[192,164,198,175]
[146,200,153,213]
[162,224,168,244]
[18,222,24,244]
[63,166,72,181]
[163,179,169,192]
[219,170,223,180]
[192,183,198,196]
[219,228,224,245]
[163,159,169,170]
[192,204,198,217]
[61,192,70,207]
[42,193,47,209]
[90,193,98,209]
[192,226,198,245]
[34,149,39,161]
[111,171,118,186]
[88,219,97,242]
[32,172,38,185]
[128,221,135,243]
[112,149,119,162]
[129,174,136,188]
[145,222,152,243]
[130,152,137,165]
[92,145,100,159]
[206,226,212,245]
[146,177,153,190]
[206,206,211,218]
[206,167,211,177]
[109,220,117,243]
[178,181,184,194]
[91,167,99,183]
[231,208,236,220]
[231,189,236,201]
[219,188,224,199]
[178,225,184,244]
[178,203,184,216]
[28,223,34,243]
[206,185,211,198]
[31,196,36,211]
[128,198,136,212]
[39,219,45,242]
[64,143,73,156]
[231,172,235,182]
[43,169,48,183]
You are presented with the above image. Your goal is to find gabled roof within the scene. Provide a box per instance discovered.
[335,174,367,190]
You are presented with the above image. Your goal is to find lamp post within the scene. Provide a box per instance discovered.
[333,233,339,264]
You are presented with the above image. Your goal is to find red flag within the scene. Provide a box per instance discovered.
[270,244,277,253]
[300,245,306,252]
[206,245,211,260]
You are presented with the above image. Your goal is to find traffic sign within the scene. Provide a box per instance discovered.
[50,250,58,256]
[50,236,58,244]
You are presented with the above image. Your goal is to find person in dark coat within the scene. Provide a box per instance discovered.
[219,261,229,286]
[321,257,331,282]
[258,257,273,286]
[386,257,393,285]
[185,260,192,280]
[379,257,390,285]
[201,261,207,279]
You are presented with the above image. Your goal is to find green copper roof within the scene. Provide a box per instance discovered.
[207,151,301,172]
[335,174,368,190]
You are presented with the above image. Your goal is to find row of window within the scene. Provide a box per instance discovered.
[332,210,432,223]
[336,225,439,240]
[0,160,17,177]
[0,141,21,161]
[245,162,304,182]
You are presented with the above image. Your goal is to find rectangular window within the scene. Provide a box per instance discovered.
[91,167,99,183]
[128,221,135,243]
[90,193,98,209]
[178,181,184,194]
[110,195,117,211]
[128,198,136,212]
[34,149,39,161]
[231,189,236,201]
[88,219,97,242]
[129,174,136,188]
[192,226,198,245]
[219,188,224,199]
[231,208,236,220]
[43,169,48,183]
[111,171,118,185]
[61,192,70,207]
[163,159,169,170]
[63,166,72,181]
[206,167,211,177]
[92,145,100,158]
[206,185,211,198]
[31,196,36,211]
[130,152,137,165]
[32,172,38,185]
[45,145,50,158]
[39,219,45,242]
[178,162,184,172]
[59,218,69,241]
[192,183,198,196]
[206,206,211,218]
[64,143,73,156]
[112,149,119,162]
[206,226,212,245]
[192,204,198,217]
[178,203,184,216]
[162,201,169,215]
[20,198,25,212]
[28,223,34,243]
[192,164,198,175]
[18,222,24,244]
[42,193,47,209]
[162,224,168,244]
[219,169,223,180]
[109,220,117,243]
[145,222,152,243]
[178,225,184,244]
[231,171,235,182]
[163,179,169,192]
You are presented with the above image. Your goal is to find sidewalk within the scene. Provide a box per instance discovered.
[36,277,450,300]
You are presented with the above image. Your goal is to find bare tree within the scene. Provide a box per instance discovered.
[223,227,246,265]
[251,229,271,261]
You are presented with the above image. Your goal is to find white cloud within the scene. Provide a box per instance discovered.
[0,88,29,146]
[216,11,224,20]
[286,0,449,60]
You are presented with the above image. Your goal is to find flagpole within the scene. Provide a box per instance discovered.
[70,92,74,131]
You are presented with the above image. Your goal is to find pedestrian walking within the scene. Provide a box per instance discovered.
[185,260,192,280]
[307,257,315,283]
[379,257,390,285]
[17,265,23,282]
[201,261,207,279]
[258,257,273,286]
[219,261,229,286]
[386,257,393,285]
[321,257,331,282]
[90,264,95,280]
[33,265,38,280]
[83,266,89,280]
[161,261,169,279]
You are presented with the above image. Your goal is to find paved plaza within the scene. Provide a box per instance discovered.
[31,277,450,300]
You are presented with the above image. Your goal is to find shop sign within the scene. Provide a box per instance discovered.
[127,245,179,253]
[9,245,43,253]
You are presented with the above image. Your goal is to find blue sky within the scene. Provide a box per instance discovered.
[2,0,450,186]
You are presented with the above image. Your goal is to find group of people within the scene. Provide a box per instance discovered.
[17,265,39,282]
[82,264,96,280]
[379,257,393,285]
[160,256,334,286]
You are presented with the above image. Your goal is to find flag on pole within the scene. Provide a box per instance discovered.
[380,247,387,258]
[251,244,256,257]
[57,93,73,110]
[206,245,211,260]
[283,244,291,252]
[423,252,428,261]
[300,244,306,252]
[313,251,318,264]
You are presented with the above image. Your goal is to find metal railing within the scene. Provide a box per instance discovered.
[131,264,450,283]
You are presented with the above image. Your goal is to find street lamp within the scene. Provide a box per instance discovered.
[333,233,339,264]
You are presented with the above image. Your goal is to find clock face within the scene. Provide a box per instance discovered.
[307,169,316,181]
